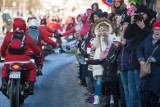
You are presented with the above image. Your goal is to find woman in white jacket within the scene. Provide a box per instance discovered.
[91,23,112,104]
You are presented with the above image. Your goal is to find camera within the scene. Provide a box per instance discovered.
[134,13,143,22]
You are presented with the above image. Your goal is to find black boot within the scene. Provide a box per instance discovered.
[36,65,43,76]
[113,95,119,107]
[28,82,35,95]
[103,96,110,107]
[0,78,8,95]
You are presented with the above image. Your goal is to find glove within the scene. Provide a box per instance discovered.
[54,34,61,39]
[66,46,70,50]
[99,54,107,61]
[147,57,156,62]
[77,43,81,49]
[59,48,65,53]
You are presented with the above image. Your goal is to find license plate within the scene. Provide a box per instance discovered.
[30,59,35,63]
[9,72,21,79]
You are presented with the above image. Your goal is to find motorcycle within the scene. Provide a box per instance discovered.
[4,61,31,107]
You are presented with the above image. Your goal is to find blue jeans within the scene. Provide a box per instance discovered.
[120,71,137,107]
[134,69,141,107]
[95,76,102,96]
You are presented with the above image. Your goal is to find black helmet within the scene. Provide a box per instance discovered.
[40,19,46,25]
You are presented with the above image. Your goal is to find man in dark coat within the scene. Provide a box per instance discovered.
[137,21,160,107]
[124,4,156,107]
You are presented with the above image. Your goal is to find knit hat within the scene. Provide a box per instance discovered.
[136,5,148,15]
[115,9,125,15]
[86,9,92,17]
[122,16,131,24]
[153,21,160,29]
[93,9,103,18]
[103,12,108,18]
[130,0,142,6]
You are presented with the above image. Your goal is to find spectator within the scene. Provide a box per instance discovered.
[137,21,160,107]
[80,9,92,39]
[91,3,99,12]
[118,16,137,107]
[124,5,155,107]
[108,0,127,21]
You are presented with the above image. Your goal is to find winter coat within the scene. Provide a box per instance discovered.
[47,21,62,32]
[39,25,53,37]
[92,35,112,78]
[105,44,120,81]
[124,18,154,69]
[80,15,91,37]
[117,39,134,71]
[137,34,160,96]
[1,32,41,62]
[38,26,58,48]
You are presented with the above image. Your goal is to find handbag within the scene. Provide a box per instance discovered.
[140,45,159,78]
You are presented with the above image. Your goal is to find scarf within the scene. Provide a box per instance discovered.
[152,34,160,45]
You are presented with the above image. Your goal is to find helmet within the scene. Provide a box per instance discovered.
[28,19,39,28]
[52,16,60,22]
[40,19,46,25]
[13,18,26,32]
[27,16,37,23]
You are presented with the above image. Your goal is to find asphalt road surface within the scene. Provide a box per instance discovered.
[0,50,103,107]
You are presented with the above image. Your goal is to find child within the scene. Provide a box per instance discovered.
[83,36,121,106]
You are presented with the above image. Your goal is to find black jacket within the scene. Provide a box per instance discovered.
[124,18,154,69]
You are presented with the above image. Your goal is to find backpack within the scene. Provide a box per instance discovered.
[28,26,40,45]
[8,33,26,55]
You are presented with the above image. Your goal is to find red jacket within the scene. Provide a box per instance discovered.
[1,32,41,62]
[47,21,62,32]
[39,26,57,47]
[62,23,76,37]
[39,25,53,37]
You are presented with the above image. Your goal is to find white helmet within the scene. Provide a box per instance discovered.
[28,19,39,28]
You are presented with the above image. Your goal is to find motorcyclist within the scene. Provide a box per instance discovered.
[0,18,41,95]
[27,17,58,76]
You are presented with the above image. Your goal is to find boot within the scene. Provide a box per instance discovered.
[28,81,35,95]
[93,95,100,104]
[0,78,8,95]
[36,66,43,76]
[103,96,110,107]
[113,95,119,107]
[89,94,94,103]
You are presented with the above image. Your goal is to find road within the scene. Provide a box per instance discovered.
[0,48,103,107]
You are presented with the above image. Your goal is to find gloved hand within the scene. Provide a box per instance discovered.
[77,43,81,49]
[147,57,156,62]
[59,48,65,53]
[66,46,70,50]
[99,54,107,61]
[54,34,61,39]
